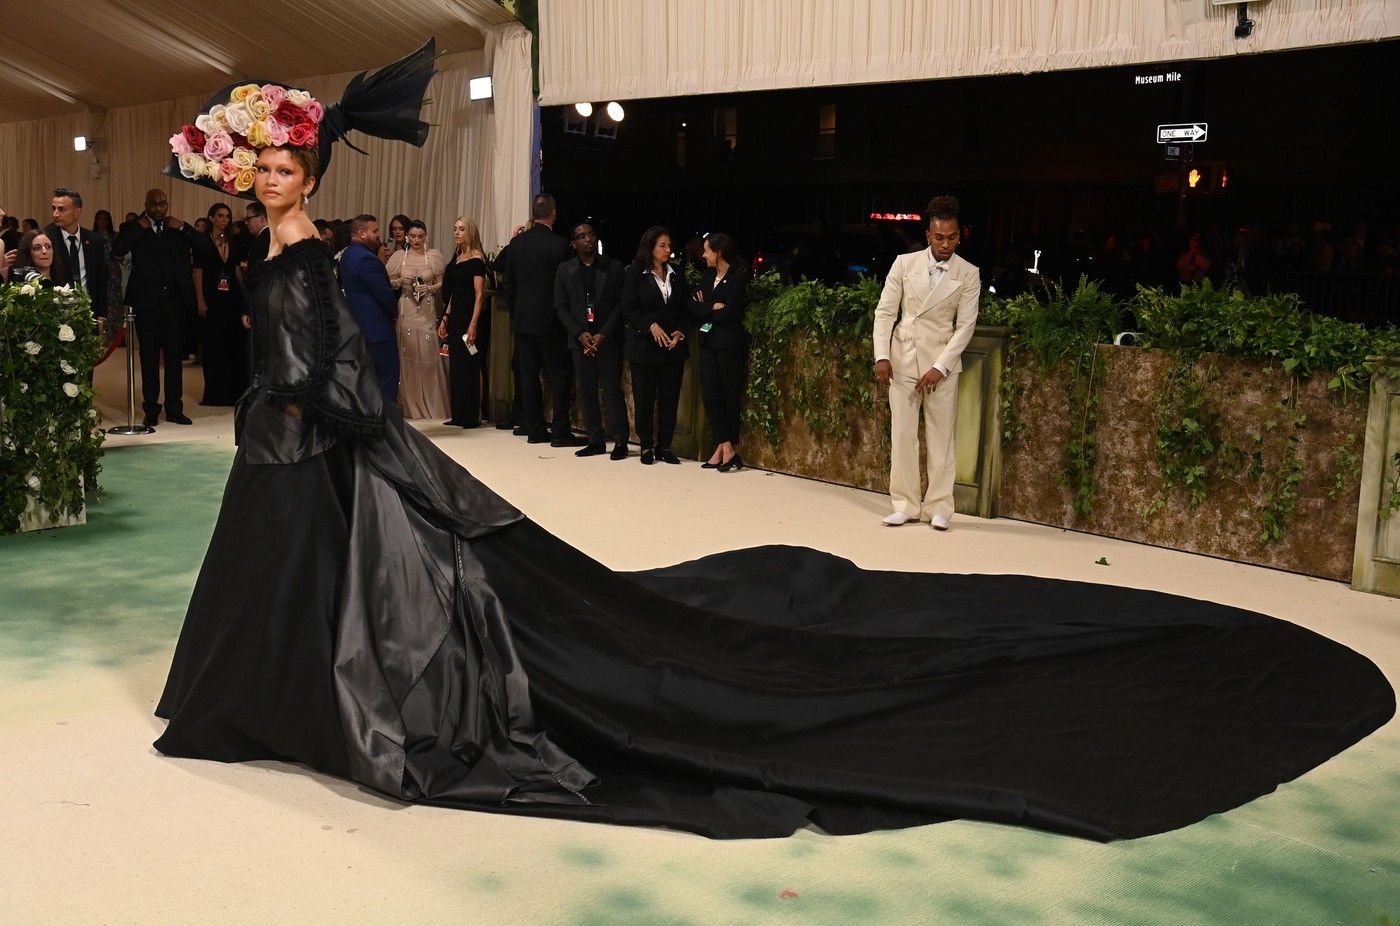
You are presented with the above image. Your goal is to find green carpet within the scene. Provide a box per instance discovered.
[0,442,231,672]
[2,442,1397,925]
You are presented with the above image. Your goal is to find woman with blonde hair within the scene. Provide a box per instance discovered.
[438,215,491,428]
[386,218,449,419]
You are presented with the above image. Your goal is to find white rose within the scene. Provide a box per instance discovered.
[88,409,99,419]
[209,104,230,131]
[54,284,73,294]
[285,89,312,107]
[19,382,28,393]
[60,360,76,374]
[26,475,41,491]
[23,341,41,355]
[224,101,253,134]
[203,159,222,180]
[195,113,218,134]
[57,324,75,342]
[19,283,37,296]
[62,382,79,398]
[178,152,207,179]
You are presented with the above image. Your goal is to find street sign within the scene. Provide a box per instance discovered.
[1157,123,1207,143]
[1165,145,1182,160]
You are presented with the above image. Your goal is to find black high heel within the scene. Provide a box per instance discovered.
[717,453,744,473]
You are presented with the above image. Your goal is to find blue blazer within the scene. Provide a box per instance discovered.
[339,241,398,344]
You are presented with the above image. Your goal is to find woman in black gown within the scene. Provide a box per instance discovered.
[438,215,491,428]
[153,43,1394,841]
[194,202,248,406]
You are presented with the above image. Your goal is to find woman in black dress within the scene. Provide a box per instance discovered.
[621,225,691,465]
[438,215,490,427]
[194,202,248,406]
[151,43,1393,842]
[690,232,750,472]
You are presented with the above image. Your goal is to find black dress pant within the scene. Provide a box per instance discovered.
[700,346,748,445]
[630,359,686,451]
[573,339,627,446]
[446,311,489,426]
[134,301,185,417]
[516,326,573,439]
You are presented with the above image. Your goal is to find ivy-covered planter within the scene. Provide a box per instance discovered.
[1,283,103,534]
[999,346,1363,580]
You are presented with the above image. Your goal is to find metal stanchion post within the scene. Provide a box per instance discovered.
[106,306,155,436]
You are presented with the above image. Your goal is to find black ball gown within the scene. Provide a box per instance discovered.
[155,239,1395,840]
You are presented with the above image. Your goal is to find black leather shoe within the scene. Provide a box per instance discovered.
[512,426,530,436]
[166,412,194,425]
[496,420,518,430]
[640,449,654,465]
[526,433,552,444]
[550,434,589,448]
[141,412,159,428]
[609,444,628,461]
[701,460,720,469]
[575,444,606,457]
[655,449,681,464]
[717,453,744,472]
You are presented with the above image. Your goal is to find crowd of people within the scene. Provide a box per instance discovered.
[0,188,752,469]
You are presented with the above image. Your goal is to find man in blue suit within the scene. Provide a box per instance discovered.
[340,214,400,403]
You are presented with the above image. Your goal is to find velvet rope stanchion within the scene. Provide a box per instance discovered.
[105,306,155,436]
[95,326,124,367]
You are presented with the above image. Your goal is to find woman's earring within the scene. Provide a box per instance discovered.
[302,193,309,206]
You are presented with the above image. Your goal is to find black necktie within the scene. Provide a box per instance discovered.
[68,235,83,291]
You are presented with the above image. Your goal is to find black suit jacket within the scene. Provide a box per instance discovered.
[688,267,750,350]
[113,216,197,313]
[45,223,109,319]
[501,223,571,336]
[621,262,693,365]
[554,255,624,346]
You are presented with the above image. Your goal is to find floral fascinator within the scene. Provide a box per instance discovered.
[164,39,437,199]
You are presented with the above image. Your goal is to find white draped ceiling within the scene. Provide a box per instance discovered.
[0,7,534,254]
[538,0,1400,104]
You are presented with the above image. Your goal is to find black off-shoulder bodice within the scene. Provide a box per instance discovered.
[238,238,385,463]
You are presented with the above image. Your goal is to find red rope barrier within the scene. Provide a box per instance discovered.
[96,326,125,366]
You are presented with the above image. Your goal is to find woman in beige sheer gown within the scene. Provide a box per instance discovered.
[387,220,449,419]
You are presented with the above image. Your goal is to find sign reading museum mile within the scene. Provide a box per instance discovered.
[1157,123,1208,144]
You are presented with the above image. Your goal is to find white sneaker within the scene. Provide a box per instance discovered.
[930,514,951,531]
[882,511,913,527]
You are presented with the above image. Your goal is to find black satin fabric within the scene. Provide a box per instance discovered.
[154,240,1395,840]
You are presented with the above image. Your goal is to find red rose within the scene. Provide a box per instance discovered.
[182,124,206,150]
[219,179,238,195]
[274,99,302,126]
[230,133,249,149]
[287,123,317,147]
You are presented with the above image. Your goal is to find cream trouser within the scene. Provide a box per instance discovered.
[887,370,959,520]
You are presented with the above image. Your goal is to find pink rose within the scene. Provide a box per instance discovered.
[219,179,238,196]
[169,132,192,157]
[303,100,325,124]
[203,130,234,161]
[263,118,290,146]
[261,84,286,108]
[219,158,239,182]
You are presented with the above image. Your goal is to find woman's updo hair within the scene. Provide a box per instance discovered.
[406,219,427,235]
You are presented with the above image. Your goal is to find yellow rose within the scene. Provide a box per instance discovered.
[230,83,261,103]
[248,97,270,121]
[234,167,257,192]
[231,147,257,169]
[246,120,270,147]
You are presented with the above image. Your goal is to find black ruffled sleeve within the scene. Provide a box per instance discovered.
[245,238,386,446]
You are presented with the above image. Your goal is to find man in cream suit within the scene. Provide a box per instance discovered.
[872,196,980,530]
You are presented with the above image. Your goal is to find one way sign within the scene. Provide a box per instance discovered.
[1157,123,1208,143]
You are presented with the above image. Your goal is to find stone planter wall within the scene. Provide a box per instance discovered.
[999,345,1364,580]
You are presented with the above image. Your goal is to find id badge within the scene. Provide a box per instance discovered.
[586,304,595,323]
[699,322,713,333]
[217,274,231,293]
